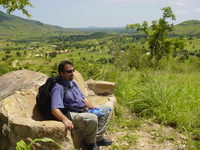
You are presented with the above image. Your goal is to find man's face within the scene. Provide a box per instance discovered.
[60,64,75,81]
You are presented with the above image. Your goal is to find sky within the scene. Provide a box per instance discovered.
[1,0,200,28]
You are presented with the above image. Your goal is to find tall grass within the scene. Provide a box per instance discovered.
[123,72,200,130]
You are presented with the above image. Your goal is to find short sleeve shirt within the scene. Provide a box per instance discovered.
[50,80,86,110]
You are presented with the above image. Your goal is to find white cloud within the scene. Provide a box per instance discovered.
[176,9,189,15]
[195,8,200,12]
[165,0,200,15]
[96,0,200,16]
[173,1,186,7]
[96,0,159,2]
[167,0,189,7]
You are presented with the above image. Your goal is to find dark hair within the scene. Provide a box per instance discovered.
[58,60,73,75]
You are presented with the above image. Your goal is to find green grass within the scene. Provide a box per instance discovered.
[185,37,200,51]
[117,71,200,130]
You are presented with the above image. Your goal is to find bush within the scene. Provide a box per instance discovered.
[114,44,148,71]
[75,59,102,80]
[0,63,13,76]
[16,51,21,57]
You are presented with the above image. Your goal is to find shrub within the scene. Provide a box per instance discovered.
[0,63,13,76]
[16,51,21,57]
[114,44,148,71]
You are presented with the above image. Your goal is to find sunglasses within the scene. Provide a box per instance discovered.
[64,69,75,73]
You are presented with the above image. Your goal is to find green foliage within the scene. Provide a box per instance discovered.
[126,7,185,68]
[16,137,60,150]
[0,0,33,17]
[16,51,21,57]
[16,140,28,150]
[114,44,148,70]
[75,59,102,80]
[0,62,13,76]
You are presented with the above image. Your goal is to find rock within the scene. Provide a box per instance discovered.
[86,79,116,96]
[0,69,117,150]
[73,70,88,97]
[0,69,47,100]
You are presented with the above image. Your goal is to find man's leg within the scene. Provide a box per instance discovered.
[70,112,98,144]
[96,108,113,143]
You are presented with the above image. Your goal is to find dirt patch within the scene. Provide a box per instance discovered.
[12,60,18,68]
[101,119,187,150]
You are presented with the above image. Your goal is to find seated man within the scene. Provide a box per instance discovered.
[50,60,112,150]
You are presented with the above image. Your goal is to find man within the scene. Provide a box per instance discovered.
[50,60,112,150]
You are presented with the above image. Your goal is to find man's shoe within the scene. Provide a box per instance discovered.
[87,143,100,150]
[97,138,112,146]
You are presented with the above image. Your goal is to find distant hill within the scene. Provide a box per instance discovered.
[0,11,75,37]
[1,11,200,38]
[173,20,200,37]
[76,26,126,32]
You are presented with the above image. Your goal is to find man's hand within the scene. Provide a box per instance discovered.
[52,108,74,130]
[62,119,74,130]
[84,98,96,109]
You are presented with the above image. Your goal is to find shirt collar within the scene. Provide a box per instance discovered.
[60,79,74,88]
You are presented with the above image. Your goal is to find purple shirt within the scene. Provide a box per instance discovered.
[50,80,86,110]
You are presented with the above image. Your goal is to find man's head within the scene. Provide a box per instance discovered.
[58,60,75,81]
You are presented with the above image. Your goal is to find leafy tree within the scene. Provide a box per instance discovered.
[126,7,185,68]
[0,0,33,17]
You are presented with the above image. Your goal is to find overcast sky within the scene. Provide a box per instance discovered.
[1,0,200,28]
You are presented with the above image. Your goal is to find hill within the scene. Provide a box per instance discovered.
[75,26,127,33]
[173,20,200,37]
[1,10,200,38]
[0,11,76,38]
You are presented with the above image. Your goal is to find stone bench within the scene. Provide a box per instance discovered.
[0,69,117,150]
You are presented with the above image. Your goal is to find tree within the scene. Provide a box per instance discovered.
[126,7,185,67]
[0,0,33,17]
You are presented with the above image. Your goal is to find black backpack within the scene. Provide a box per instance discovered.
[36,76,64,120]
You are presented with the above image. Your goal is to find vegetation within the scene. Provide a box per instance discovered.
[0,11,75,41]
[16,137,60,150]
[0,0,33,17]
[0,6,200,150]
[126,7,185,68]
[174,20,200,37]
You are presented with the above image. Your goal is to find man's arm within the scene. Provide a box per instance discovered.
[52,109,74,130]
[84,98,96,109]
[50,85,74,130]
[73,81,95,109]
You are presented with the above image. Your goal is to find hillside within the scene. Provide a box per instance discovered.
[173,20,200,36]
[0,11,75,37]
[1,10,200,39]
